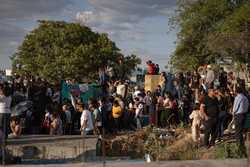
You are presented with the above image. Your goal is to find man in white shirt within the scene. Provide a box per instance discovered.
[76,102,94,135]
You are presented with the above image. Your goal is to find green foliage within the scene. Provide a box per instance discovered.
[12,20,140,83]
[170,0,250,71]
[144,132,163,160]
[207,0,250,61]
[113,54,141,80]
[214,143,247,159]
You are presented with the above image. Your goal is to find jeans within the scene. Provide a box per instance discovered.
[217,111,226,139]
[113,118,120,132]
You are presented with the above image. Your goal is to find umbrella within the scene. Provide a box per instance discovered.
[11,101,33,117]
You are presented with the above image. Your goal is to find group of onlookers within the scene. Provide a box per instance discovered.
[0,65,250,153]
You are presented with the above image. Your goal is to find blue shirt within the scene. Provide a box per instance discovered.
[233,93,249,115]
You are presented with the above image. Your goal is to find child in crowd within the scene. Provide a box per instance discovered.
[189,103,202,143]
[10,117,22,138]
[62,104,72,135]
[135,101,144,129]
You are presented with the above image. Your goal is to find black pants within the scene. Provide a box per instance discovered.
[204,118,218,147]
[0,113,10,139]
[235,114,246,146]
[113,118,120,132]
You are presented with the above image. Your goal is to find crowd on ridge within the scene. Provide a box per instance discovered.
[0,64,249,150]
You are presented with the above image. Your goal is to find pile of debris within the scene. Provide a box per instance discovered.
[102,126,243,161]
[103,126,179,159]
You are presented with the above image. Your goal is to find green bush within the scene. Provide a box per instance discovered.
[215,143,247,159]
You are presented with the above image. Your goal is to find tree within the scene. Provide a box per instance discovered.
[12,20,141,82]
[207,0,250,62]
[170,0,249,71]
[113,54,141,80]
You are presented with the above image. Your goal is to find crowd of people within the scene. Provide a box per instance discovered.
[0,65,249,151]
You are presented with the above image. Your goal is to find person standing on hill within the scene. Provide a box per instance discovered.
[233,87,249,147]
[205,65,215,86]
[200,85,219,148]
[0,83,12,139]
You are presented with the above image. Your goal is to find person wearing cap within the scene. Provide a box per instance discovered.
[200,85,219,148]
[205,65,215,86]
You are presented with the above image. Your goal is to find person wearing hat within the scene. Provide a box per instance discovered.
[200,85,219,148]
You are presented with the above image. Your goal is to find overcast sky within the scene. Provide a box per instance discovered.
[0,0,177,70]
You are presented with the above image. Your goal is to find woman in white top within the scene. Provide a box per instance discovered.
[0,83,12,139]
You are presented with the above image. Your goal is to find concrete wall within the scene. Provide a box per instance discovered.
[6,135,97,162]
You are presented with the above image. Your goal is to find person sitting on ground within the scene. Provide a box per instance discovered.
[50,112,63,135]
[146,60,155,75]
[10,117,22,138]
[42,109,51,134]
[189,103,202,143]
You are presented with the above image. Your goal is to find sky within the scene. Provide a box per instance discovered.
[0,0,177,70]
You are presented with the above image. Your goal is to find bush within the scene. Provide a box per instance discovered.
[215,143,247,159]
